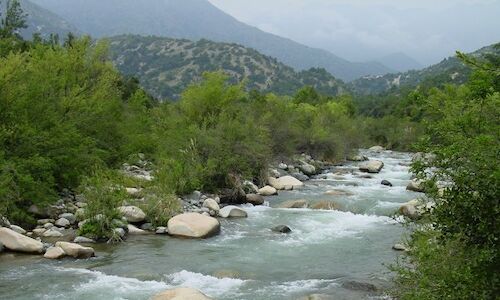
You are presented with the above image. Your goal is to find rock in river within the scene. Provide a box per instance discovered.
[359,160,384,173]
[245,194,264,205]
[277,199,309,209]
[381,180,393,187]
[44,246,66,259]
[152,287,213,300]
[218,206,248,218]
[0,227,44,253]
[406,179,425,192]
[127,224,149,235]
[268,175,304,190]
[167,213,220,238]
[258,185,277,196]
[55,241,95,259]
[272,225,292,233]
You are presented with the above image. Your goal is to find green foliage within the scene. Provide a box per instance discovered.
[78,169,125,240]
[0,0,27,39]
[391,230,499,300]
[393,46,500,299]
[141,188,181,227]
[0,36,129,223]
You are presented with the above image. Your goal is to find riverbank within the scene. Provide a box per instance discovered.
[0,148,427,299]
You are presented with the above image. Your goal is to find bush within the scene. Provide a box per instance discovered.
[77,169,125,240]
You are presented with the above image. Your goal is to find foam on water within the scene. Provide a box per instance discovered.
[165,270,248,298]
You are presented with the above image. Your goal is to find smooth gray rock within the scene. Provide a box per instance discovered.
[74,236,96,244]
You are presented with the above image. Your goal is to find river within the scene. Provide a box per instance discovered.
[0,150,419,300]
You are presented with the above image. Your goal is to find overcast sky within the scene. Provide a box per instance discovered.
[208,0,500,66]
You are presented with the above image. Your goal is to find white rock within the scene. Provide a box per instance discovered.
[218,206,248,218]
[406,179,425,192]
[114,228,126,238]
[268,176,304,190]
[9,225,26,235]
[369,145,385,152]
[55,241,94,258]
[42,229,64,237]
[258,185,277,196]
[393,243,409,251]
[298,161,316,175]
[0,227,44,253]
[55,218,70,228]
[152,287,213,300]
[118,206,146,223]
[73,236,96,243]
[43,223,54,229]
[202,198,220,212]
[167,213,220,238]
[127,224,148,235]
[44,246,66,259]
[277,199,309,209]
[33,228,47,236]
[359,160,384,173]
[58,213,76,224]
[155,227,168,234]
[278,163,288,170]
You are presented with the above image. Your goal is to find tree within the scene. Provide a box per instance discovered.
[0,0,27,38]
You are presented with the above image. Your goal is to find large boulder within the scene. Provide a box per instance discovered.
[245,194,264,205]
[167,213,220,238]
[258,185,277,196]
[277,199,309,209]
[359,160,384,173]
[218,206,248,218]
[369,145,385,152]
[0,227,44,253]
[118,206,146,223]
[298,161,316,175]
[44,246,66,259]
[268,176,304,190]
[152,287,213,300]
[55,241,95,259]
[406,179,425,192]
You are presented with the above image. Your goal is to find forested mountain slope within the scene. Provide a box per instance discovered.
[109,35,346,99]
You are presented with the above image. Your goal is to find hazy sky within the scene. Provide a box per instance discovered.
[208,0,500,65]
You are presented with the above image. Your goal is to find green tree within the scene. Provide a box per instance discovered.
[0,0,27,38]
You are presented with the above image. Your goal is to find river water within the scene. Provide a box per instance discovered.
[0,150,419,300]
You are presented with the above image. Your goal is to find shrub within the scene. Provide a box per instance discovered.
[77,169,125,240]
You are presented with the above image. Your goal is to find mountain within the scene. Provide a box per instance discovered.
[29,0,392,81]
[349,43,500,95]
[376,52,423,73]
[15,0,79,39]
[108,35,346,100]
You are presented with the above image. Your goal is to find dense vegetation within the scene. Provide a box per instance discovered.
[391,46,499,299]
[0,3,374,228]
[109,35,346,99]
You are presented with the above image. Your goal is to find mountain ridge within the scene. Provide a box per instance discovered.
[108,34,347,99]
[29,0,393,81]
